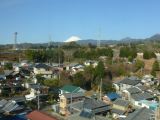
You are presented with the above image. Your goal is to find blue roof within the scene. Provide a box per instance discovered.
[106,92,121,100]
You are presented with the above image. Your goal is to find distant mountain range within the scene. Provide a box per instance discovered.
[1,34,160,47]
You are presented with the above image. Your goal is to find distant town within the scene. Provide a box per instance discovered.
[0,34,160,120]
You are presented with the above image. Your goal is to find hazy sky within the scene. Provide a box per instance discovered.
[0,0,160,44]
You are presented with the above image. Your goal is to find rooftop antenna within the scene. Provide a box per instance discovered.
[13,32,18,50]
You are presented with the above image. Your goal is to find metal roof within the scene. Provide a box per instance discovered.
[61,85,81,93]
[63,92,85,99]
[106,92,121,100]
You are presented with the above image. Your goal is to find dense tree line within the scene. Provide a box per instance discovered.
[143,50,156,59]
[73,48,113,59]
[71,61,115,93]
[119,46,137,61]
[25,49,64,63]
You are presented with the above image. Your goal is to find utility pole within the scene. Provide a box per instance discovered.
[13,32,18,50]
[58,43,61,80]
[37,83,40,110]
[99,78,102,100]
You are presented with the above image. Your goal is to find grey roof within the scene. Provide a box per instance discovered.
[29,83,41,89]
[83,98,108,110]
[63,92,85,99]
[131,92,154,101]
[35,63,50,70]
[0,99,7,108]
[4,70,13,76]
[113,99,130,107]
[111,108,126,115]
[137,85,148,91]
[127,87,141,94]
[2,100,19,112]
[119,77,141,86]
[68,112,108,120]
[11,96,26,103]
[124,107,154,120]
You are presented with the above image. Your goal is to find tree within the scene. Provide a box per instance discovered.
[151,60,159,77]
[43,79,59,87]
[95,61,105,79]
[72,72,85,88]
[152,60,159,71]
[135,60,145,71]
[4,63,13,70]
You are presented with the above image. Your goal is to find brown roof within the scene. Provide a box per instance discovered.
[27,110,58,120]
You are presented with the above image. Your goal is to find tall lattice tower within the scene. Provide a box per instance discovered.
[13,32,18,50]
[97,28,101,48]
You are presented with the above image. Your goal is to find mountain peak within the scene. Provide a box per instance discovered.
[64,36,81,43]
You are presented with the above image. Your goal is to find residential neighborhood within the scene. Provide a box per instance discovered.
[1,0,160,120]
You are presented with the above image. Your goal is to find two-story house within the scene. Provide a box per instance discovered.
[33,63,53,78]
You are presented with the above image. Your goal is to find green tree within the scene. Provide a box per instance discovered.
[135,60,145,71]
[4,63,13,70]
[72,72,85,88]
[43,79,59,87]
[95,61,105,79]
[152,60,159,71]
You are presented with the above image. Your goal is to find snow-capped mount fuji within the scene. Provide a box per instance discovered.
[64,36,81,43]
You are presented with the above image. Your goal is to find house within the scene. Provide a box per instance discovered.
[103,92,121,104]
[135,100,159,111]
[130,92,155,107]
[65,63,84,75]
[137,52,144,59]
[141,75,155,86]
[112,98,132,119]
[25,84,48,101]
[27,110,58,120]
[113,76,142,94]
[124,107,154,120]
[33,63,53,78]
[79,98,111,119]
[59,85,85,95]
[20,60,29,67]
[84,60,98,68]
[123,87,142,100]
[59,92,85,115]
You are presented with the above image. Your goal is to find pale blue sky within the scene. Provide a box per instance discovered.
[0,0,160,44]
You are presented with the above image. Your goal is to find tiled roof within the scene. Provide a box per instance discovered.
[35,63,50,70]
[27,110,58,120]
[113,99,130,107]
[111,108,126,115]
[131,92,154,101]
[127,87,141,94]
[119,77,141,86]
[0,99,7,108]
[83,98,109,110]
[124,107,154,120]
